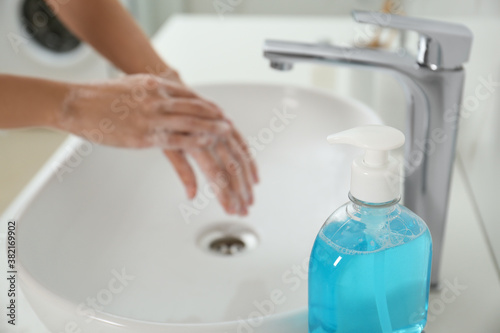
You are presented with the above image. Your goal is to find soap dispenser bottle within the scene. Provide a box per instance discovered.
[308,125,432,333]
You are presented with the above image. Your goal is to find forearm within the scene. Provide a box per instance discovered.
[0,74,70,129]
[49,0,175,77]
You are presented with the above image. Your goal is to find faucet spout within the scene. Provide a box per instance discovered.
[264,39,414,71]
[264,11,473,288]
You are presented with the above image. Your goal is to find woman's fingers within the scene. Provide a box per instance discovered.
[189,148,237,215]
[163,150,197,199]
[230,127,259,184]
[226,136,254,205]
[214,140,249,215]
[154,98,224,119]
[160,137,255,215]
[195,99,258,184]
[149,132,216,150]
[168,96,258,185]
[144,76,257,214]
[187,139,255,216]
[152,114,231,136]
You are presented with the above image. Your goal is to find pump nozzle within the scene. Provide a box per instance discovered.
[328,125,405,203]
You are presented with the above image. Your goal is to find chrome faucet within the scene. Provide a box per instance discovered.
[263,11,473,287]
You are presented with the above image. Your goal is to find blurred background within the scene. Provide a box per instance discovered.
[125,0,500,36]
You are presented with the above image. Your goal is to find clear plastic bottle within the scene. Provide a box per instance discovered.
[308,125,432,333]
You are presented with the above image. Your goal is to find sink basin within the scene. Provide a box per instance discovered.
[4,83,380,333]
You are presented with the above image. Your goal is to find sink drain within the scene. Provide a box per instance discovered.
[210,236,246,255]
[198,223,259,256]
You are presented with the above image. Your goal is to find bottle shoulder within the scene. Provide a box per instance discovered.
[317,202,431,254]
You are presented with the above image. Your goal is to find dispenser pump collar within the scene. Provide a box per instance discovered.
[327,125,405,203]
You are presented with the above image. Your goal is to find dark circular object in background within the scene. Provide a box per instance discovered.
[21,0,81,53]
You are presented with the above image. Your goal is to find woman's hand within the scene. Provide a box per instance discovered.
[4,0,259,216]
[55,74,258,215]
[56,74,229,149]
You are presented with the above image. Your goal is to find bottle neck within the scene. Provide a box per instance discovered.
[348,192,400,216]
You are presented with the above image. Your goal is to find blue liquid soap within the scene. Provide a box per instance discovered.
[308,197,432,333]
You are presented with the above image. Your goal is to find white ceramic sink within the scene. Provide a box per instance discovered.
[3,83,380,333]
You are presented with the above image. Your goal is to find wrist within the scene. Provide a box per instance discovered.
[49,82,85,133]
[30,79,75,130]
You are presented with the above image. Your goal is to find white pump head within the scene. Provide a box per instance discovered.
[327,125,405,203]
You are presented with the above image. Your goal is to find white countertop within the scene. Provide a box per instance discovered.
[2,14,499,333]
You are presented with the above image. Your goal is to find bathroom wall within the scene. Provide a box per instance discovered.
[123,0,185,36]
[185,0,500,17]
[453,19,500,268]
[128,0,500,38]
[404,0,500,16]
[184,0,385,16]
[126,0,385,35]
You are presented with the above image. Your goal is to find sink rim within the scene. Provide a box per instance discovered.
[7,82,382,329]
[18,260,308,329]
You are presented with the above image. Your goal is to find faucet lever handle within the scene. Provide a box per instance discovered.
[352,10,473,70]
